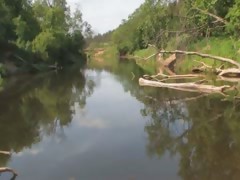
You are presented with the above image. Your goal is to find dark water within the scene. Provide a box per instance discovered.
[0,60,240,180]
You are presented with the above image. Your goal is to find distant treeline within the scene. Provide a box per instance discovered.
[0,0,93,73]
[94,0,240,56]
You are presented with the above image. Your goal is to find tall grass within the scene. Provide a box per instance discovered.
[134,47,157,74]
[176,37,240,73]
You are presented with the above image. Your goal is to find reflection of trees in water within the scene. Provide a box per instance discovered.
[94,58,240,179]
[143,94,240,180]
[0,67,96,167]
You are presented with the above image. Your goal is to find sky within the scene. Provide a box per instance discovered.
[67,0,145,34]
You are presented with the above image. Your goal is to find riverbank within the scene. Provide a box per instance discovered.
[128,37,240,74]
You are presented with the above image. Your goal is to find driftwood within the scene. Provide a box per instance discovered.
[218,68,240,77]
[0,167,18,177]
[0,151,11,155]
[156,54,176,75]
[144,73,204,83]
[163,54,176,67]
[139,49,240,96]
[192,60,223,74]
[139,78,230,94]
[150,73,203,79]
[157,50,240,68]
[218,76,240,83]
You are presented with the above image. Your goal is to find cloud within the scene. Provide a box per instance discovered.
[15,148,43,157]
[67,0,145,33]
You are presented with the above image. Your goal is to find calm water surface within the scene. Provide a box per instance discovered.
[0,60,240,180]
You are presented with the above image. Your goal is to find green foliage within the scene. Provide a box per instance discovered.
[134,47,157,74]
[226,0,240,35]
[112,0,240,55]
[0,66,95,154]
[0,0,92,71]
[32,30,57,60]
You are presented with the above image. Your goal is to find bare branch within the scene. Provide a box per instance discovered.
[158,50,240,68]
[139,78,230,95]
[194,7,229,25]
[0,167,18,177]
[0,151,11,155]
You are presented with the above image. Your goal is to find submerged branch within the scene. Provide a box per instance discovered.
[150,73,203,79]
[0,167,18,177]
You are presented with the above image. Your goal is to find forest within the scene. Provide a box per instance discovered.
[111,0,240,56]
[0,0,92,77]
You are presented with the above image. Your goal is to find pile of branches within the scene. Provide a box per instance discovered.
[139,50,240,97]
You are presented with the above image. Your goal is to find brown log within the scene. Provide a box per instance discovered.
[139,78,230,94]
[158,50,240,68]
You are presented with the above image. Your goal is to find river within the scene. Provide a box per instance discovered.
[0,59,240,180]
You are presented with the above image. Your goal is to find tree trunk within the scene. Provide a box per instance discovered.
[139,78,230,94]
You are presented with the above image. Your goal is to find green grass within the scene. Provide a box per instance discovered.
[101,44,118,61]
[87,43,120,71]
[134,47,157,59]
[134,47,158,74]
[176,37,240,73]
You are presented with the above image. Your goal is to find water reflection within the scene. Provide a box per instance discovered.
[0,59,240,179]
[0,67,96,169]
[143,92,240,180]
[89,58,240,179]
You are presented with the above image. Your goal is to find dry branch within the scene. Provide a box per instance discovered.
[158,50,240,68]
[151,73,203,79]
[0,167,18,176]
[163,54,176,66]
[0,151,11,155]
[139,78,230,94]
[218,68,240,77]
[218,76,240,82]
[144,53,157,61]
[194,7,229,25]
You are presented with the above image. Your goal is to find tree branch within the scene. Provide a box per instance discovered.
[139,78,230,95]
[158,50,240,68]
[0,151,11,155]
[0,167,18,176]
[194,7,229,25]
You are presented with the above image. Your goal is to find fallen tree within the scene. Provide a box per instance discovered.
[138,49,240,96]
[139,78,230,95]
[157,50,240,68]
